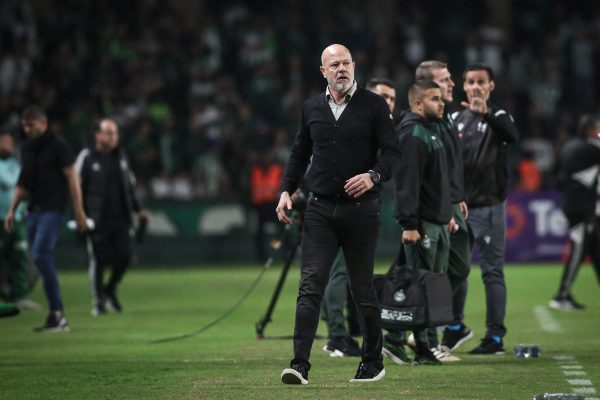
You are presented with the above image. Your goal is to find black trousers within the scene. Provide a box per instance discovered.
[87,221,133,305]
[293,195,383,364]
[556,215,600,299]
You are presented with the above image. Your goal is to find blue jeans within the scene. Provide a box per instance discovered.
[26,211,65,312]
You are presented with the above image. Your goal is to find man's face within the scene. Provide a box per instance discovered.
[421,88,444,120]
[463,70,494,103]
[21,118,47,139]
[370,84,396,113]
[431,68,454,104]
[320,48,355,94]
[0,134,15,157]
[95,120,120,151]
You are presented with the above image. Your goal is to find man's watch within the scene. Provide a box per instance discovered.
[368,169,380,184]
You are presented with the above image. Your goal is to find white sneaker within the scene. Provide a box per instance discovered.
[431,345,461,362]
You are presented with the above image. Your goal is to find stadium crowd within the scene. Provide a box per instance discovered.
[1,0,599,201]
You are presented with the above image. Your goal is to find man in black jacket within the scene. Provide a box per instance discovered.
[549,114,600,310]
[276,44,400,384]
[416,61,473,355]
[76,118,148,316]
[454,63,519,355]
[394,80,451,365]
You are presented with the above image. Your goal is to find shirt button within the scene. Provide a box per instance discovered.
[334,124,339,128]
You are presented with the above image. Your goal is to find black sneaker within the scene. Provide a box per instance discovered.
[323,336,361,357]
[412,345,442,365]
[34,312,70,332]
[382,339,412,364]
[281,360,309,385]
[442,324,474,351]
[104,291,122,313]
[349,360,385,382]
[469,337,505,355]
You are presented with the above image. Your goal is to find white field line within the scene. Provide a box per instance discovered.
[563,371,587,376]
[553,356,597,399]
[533,306,563,332]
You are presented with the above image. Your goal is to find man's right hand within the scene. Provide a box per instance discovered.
[402,229,420,245]
[275,191,293,224]
[4,210,14,233]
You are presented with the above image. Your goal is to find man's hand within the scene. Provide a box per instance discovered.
[448,217,459,234]
[4,210,14,233]
[138,209,150,222]
[459,201,468,219]
[276,191,293,224]
[461,88,488,114]
[75,210,88,232]
[402,229,421,245]
[344,173,374,198]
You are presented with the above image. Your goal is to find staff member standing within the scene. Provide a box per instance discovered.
[549,114,600,310]
[0,131,37,309]
[454,64,519,354]
[394,80,452,365]
[76,118,148,316]
[5,106,88,332]
[415,61,473,354]
[276,44,400,384]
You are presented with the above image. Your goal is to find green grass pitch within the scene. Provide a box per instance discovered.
[1,262,599,399]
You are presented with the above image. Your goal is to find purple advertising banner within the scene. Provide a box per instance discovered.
[502,191,568,263]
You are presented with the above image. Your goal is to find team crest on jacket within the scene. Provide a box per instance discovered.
[92,162,100,171]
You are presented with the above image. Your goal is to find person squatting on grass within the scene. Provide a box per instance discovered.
[5,105,89,332]
[276,44,400,384]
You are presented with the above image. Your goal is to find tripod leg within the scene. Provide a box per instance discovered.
[255,235,300,339]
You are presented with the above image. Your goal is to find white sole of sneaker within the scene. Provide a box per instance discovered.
[382,347,410,365]
[548,300,574,311]
[448,329,474,352]
[281,368,308,385]
[322,345,334,354]
[38,326,70,333]
[439,354,461,362]
[349,368,385,383]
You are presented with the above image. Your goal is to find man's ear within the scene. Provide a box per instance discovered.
[319,66,326,77]
[489,80,495,92]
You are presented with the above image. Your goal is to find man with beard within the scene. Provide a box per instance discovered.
[321,77,398,360]
[276,44,400,384]
[394,80,451,365]
[416,61,473,357]
[454,64,519,355]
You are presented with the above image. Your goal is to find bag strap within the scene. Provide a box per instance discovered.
[387,243,421,284]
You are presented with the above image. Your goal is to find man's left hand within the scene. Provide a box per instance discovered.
[344,173,374,198]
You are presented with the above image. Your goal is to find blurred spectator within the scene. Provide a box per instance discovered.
[0,0,599,200]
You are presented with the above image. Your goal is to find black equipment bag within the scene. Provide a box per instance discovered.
[374,245,454,330]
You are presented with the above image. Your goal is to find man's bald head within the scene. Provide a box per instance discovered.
[321,44,352,66]
[320,44,355,97]
[93,118,120,152]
